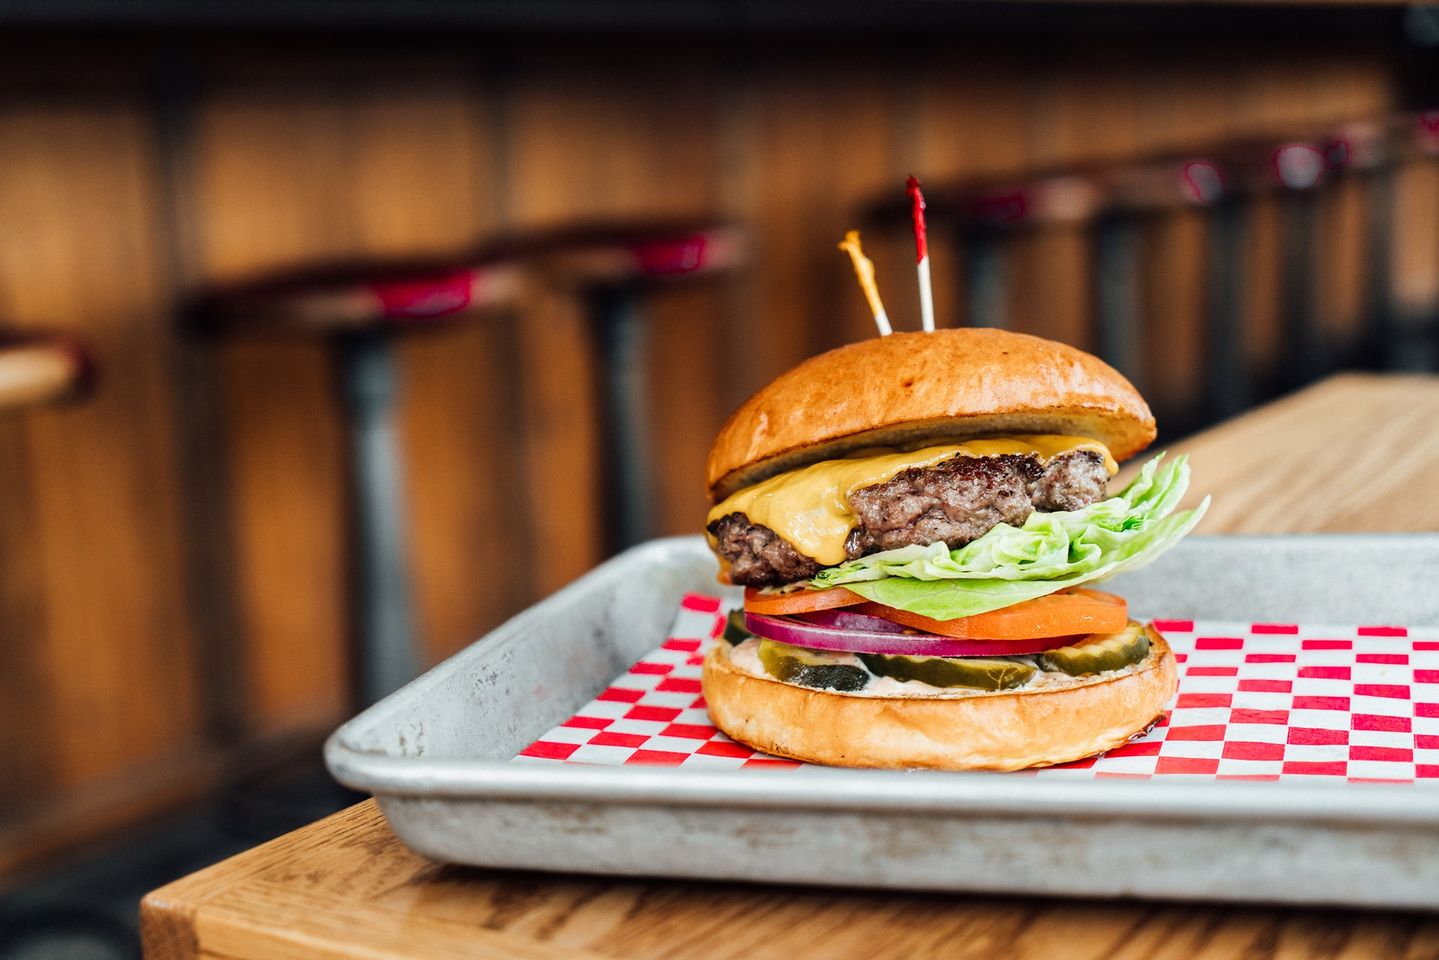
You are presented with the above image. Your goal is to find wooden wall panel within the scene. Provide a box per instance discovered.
[1134,58,1234,153]
[0,418,51,807]
[1007,228,1094,349]
[346,81,495,255]
[1246,196,1286,385]
[504,67,721,228]
[0,102,201,789]
[733,67,902,384]
[1030,58,1142,167]
[645,284,730,538]
[190,90,360,733]
[913,58,1030,180]
[1306,54,1394,128]
[401,322,525,662]
[510,289,603,594]
[1317,177,1370,359]
[211,340,346,732]
[1228,52,1325,137]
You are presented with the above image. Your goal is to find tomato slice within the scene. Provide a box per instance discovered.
[852,588,1128,640]
[743,585,865,616]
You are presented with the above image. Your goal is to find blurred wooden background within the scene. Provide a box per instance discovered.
[0,14,1433,876]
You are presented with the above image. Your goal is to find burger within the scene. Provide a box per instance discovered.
[700,328,1208,770]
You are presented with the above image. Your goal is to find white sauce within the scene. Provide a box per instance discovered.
[726,637,1145,699]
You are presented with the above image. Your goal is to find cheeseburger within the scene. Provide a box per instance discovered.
[700,328,1207,770]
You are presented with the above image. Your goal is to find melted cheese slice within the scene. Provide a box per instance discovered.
[706,435,1116,566]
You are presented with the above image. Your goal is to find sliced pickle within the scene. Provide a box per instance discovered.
[722,609,753,646]
[1036,622,1151,677]
[857,653,1036,690]
[757,638,869,692]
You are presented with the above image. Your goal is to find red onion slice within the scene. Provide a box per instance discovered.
[744,612,1081,658]
[796,607,907,633]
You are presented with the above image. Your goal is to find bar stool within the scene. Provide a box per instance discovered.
[0,331,91,413]
[521,221,744,551]
[191,220,742,706]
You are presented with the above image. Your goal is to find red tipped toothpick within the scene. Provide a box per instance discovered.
[906,175,935,332]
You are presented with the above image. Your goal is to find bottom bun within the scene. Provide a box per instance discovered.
[702,630,1177,771]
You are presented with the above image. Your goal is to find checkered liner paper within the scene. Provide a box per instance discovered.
[516,593,1439,782]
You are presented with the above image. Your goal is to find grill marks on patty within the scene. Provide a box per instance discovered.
[710,450,1109,587]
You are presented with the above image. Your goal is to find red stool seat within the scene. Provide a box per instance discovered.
[192,259,522,337]
[193,220,743,338]
[521,220,744,287]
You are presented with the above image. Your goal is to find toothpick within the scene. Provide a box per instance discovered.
[907,175,935,332]
[838,230,892,336]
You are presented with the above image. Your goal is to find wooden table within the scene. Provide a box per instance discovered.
[142,374,1439,960]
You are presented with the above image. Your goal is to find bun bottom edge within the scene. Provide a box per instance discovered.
[701,635,1178,771]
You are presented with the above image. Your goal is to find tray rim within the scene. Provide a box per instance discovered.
[326,532,1439,828]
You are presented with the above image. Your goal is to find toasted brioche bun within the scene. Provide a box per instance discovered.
[706,328,1155,502]
[702,630,1176,771]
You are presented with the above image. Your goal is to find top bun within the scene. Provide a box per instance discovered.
[706,328,1156,502]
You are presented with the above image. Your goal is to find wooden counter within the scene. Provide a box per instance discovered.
[141,373,1439,959]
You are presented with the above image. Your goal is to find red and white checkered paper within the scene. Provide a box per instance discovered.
[516,593,1439,783]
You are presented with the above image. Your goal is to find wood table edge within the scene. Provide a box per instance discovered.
[139,803,384,960]
[139,800,617,960]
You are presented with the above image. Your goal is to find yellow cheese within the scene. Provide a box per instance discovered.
[706,435,1116,566]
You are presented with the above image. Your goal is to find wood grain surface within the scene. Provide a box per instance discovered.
[142,374,1439,960]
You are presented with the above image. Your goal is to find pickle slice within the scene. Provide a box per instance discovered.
[722,609,753,646]
[757,639,869,692]
[857,653,1036,690]
[1036,622,1151,677]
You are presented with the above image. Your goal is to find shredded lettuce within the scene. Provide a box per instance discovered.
[809,453,1209,620]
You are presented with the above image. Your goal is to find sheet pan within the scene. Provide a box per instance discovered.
[326,534,1439,910]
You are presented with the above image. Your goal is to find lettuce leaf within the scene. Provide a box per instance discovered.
[808,453,1209,620]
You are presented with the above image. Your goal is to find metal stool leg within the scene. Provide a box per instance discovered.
[1205,196,1251,420]
[1093,213,1143,384]
[338,331,419,705]
[964,227,1007,329]
[589,284,653,552]
[1280,190,1323,388]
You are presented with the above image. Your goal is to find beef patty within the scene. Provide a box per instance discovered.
[709,450,1109,587]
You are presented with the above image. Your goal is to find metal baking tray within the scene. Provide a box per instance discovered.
[326,534,1439,910]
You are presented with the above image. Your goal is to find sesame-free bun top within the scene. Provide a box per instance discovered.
[706,328,1156,502]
